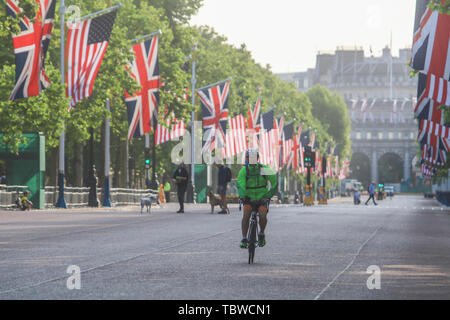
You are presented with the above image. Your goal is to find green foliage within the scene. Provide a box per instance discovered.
[0,0,38,37]
[428,0,450,14]
[0,63,69,153]
[0,0,350,185]
[306,85,351,160]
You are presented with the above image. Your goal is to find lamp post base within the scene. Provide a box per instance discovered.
[55,172,67,208]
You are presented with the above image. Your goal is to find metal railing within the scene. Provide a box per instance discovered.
[0,184,30,209]
[44,186,159,208]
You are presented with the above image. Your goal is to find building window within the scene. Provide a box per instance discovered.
[389,132,394,140]
[367,132,372,140]
[410,132,415,139]
[378,132,383,140]
[356,132,361,140]
[398,132,402,139]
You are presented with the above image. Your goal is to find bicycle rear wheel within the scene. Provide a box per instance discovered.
[248,218,257,264]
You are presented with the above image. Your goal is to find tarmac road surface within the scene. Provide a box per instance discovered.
[0,195,449,299]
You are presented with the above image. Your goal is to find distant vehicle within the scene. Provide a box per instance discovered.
[342,179,362,196]
[384,186,394,197]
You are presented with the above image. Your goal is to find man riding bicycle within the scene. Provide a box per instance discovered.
[237,149,278,249]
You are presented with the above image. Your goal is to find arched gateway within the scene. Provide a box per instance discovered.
[348,99,417,185]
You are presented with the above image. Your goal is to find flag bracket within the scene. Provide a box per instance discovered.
[132,30,162,43]
[68,3,122,24]
[197,77,232,92]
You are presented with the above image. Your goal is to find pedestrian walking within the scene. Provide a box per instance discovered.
[365,182,377,206]
[173,161,188,213]
[216,163,231,214]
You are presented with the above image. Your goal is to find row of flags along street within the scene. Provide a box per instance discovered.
[5,0,348,190]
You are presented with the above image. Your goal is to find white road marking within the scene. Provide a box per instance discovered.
[313,225,383,300]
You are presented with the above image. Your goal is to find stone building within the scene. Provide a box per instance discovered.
[276,46,419,186]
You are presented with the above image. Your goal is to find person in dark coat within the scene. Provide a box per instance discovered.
[216,163,231,214]
[173,161,189,213]
[365,182,378,206]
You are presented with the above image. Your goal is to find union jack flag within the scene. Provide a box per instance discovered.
[412,3,450,81]
[198,81,230,153]
[6,0,56,100]
[412,1,450,110]
[125,36,160,140]
[419,118,450,141]
[66,9,117,108]
[289,124,303,171]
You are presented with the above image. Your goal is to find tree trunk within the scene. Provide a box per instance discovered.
[48,148,58,186]
[73,142,83,187]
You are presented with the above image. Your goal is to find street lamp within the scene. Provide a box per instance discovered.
[188,43,198,203]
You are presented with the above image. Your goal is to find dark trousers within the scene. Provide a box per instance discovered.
[165,191,170,203]
[177,187,186,210]
[365,194,377,205]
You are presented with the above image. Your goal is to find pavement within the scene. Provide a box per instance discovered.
[0,195,449,300]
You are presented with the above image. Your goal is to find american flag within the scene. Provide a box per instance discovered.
[224,114,247,159]
[198,81,230,153]
[247,99,261,149]
[282,122,294,167]
[6,0,56,100]
[310,132,316,150]
[66,9,117,108]
[125,36,160,140]
[259,109,275,166]
[300,130,310,147]
[272,116,284,170]
[155,113,185,146]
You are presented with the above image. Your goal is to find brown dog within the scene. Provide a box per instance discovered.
[207,190,230,214]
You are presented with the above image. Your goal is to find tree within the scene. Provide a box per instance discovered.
[306,85,351,160]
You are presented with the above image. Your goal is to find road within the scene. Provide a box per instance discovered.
[0,195,449,300]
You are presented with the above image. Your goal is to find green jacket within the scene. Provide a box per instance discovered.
[236,164,278,201]
[163,182,171,192]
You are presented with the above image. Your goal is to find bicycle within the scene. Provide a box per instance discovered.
[240,199,270,264]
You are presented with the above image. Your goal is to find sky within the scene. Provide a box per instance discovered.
[190,0,417,73]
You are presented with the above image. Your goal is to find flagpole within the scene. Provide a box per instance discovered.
[132,30,162,43]
[145,133,150,188]
[103,98,112,207]
[190,44,197,203]
[56,0,67,208]
[69,3,122,23]
[197,77,233,92]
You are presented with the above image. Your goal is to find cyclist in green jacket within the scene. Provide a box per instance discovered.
[237,149,278,249]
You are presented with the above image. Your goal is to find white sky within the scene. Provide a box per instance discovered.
[190,0,417,73]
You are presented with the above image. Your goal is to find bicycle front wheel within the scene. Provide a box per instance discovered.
[248,219,257,264]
